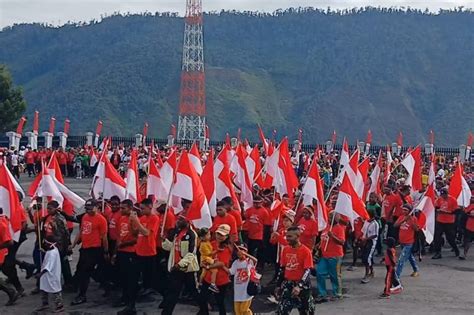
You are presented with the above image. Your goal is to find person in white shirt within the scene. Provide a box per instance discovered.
[229,245,258,315]
[360,209,380,284]
[10,151,20,179]
[36,238,64,313]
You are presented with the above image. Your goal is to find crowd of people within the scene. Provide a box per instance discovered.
[0,141,473,315]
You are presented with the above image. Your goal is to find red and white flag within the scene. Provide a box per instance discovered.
[189,142,203,175]
[358,157,370,200]
[302,158,328,231]
[146,156,165,202]
[265,138,298,198]
[246,145,263,187]
[367,150,383,199]
[172,152,212,228]
[449,162,472,207]
[400,146,422,191]
[159,149,177,200]
[334,173,369,228]
[91,151,126,200]
[125,149,141,203]
[230,145,253,210]
[257,125,269,154]
[89,148,98,167]
[214,146,240,210]
[0,161,24,241]
[36,164,64,205]
[384,145,393,183]
[415,183,436,244]
[336,138,350,182]
[201,149,217,217]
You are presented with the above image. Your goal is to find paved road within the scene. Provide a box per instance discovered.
[2,177,473,314]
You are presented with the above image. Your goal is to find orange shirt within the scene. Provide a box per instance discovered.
[297,217,318,251]
[25,151,36,164]
[107,211,122,241]
[203,241,232,286]
[228,209,243,230]
[81,213,108,249]
[465,205,474,232]
[244,206,270,240]
[0,216,12,264]
[63,199,75,230]
[396,215,418,245]
[280,244,313,281]
[320,224,346,258]
[210,214,238,239]
[435,195,458,224]
[118,215,136,253]
[392,194,413,218]
[136,214,160,257]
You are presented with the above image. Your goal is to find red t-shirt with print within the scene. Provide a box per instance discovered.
[279,244,313,281]
[204,241,232,286]
[81,213,108,248]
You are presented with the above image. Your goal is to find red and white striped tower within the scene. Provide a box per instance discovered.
[177,0,206,141]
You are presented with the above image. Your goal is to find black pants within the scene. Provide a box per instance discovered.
[155,249,170,294]
[197,281,229,315]
[103,240,118,286]
[60,251,73,286]
[161,270,197,315]
[2,243,22,291]
[137,255,156,290]
[76,247,103,297]
[434,222,459,254]
[12,165,20,179]
[117,252,139,308]
[27,163,35,176]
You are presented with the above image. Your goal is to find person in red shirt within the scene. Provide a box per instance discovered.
[211,201,238,242]
[244,196,269,269]
[379,237,401,299]
[460,196,474,260]
[198,224,233,315]
[394,204,419,279]
[275,226,315,314]
[56,148,68,176]
[114,199,139,314]
[432,188,460,259]
[296,206,318,251]
[70,199,108,305]
[386,185,412,242]
[0,211,18,306]
[131,198,160,296]
[221,196,243,233]
[316,212,346,302]
[25,149,36,177]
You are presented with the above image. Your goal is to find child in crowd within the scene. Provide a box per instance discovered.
[380,237,401,299]
[229,244,258,315]
[36,237,64,312]
[197,228,220,293]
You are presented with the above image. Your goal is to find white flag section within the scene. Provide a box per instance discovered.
[158,150,177,201]
[230,146,253,210]
[335,138,350,183]
[146,158,166,202]
[172,152,212,229]
[416,183,436,244]
[367,151,382,200]
[37,168,64,205]
[189,142,203,175]
[333,174,369,228]
[449,163,472,207]
[0,162,23,241]
[125,150,140,203]
[302,159,328,231]
[91,153,126,200]
[400,146,422,191]
[214,146,239,207]
[4,164,25,199]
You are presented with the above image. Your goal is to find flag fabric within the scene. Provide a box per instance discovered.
[449,162,472,207]
[267,138,299,198]
[4,162,25,199]
[146,157,166,202]
[257,125,269,154]
[400,146,422,191]
[333,173,369,228]
[245,145,263,187]
[0,161,23,241]
[125,149,141,203]
[172,152,212,228]
[159,149,177,200]
[336,138,350,182]
[384,146,393,183]
[189,142,203,175]
[37,165,64,205]
[367,150,383,199]
[201,149,217,217]
[91,151,126,200]
[358,157,370,200]
[230,145,253,210]
[302,158,328,231]
[214,146,240,210]
[89,149,98,167]
[415,183,436,244]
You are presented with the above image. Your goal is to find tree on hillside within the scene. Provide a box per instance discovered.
[0,65,26,133]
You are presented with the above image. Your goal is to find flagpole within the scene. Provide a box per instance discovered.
[160,151,181,237]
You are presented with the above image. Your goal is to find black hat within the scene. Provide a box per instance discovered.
[85,199,99,208]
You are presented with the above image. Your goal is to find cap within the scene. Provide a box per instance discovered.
[283,210,296,223]
[402,204,413,212]
[216,224,231,236]
[85,199,99,208]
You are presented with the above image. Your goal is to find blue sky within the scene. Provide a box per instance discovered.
[1,0,472,28]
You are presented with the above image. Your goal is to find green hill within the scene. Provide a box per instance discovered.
[0,8,473,145]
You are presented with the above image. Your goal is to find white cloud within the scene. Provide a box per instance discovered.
[0,0,472,28]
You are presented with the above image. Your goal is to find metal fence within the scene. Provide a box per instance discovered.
[0,135,463,157]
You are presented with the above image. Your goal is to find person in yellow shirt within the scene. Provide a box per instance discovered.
[197,228,219,293]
